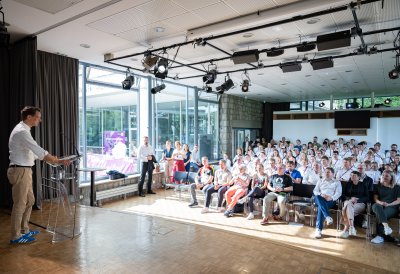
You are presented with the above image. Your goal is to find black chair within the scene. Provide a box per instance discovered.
[286,184,315,226]
[188,172,197,184]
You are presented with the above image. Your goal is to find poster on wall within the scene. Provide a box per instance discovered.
[103,131,126,157]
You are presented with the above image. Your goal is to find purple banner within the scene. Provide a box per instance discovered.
[103,131,126,156]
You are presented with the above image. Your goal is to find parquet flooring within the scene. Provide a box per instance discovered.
[0,190,398,274]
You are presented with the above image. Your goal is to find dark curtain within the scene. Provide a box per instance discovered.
[35,51,79,206]
[262,102,290,142]
[0,37,37,208]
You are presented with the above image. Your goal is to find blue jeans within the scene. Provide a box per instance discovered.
[314,195,336,230]
[247,187,265,213]
[190,183,212,203]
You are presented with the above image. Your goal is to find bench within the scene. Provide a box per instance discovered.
[96,184,138,206]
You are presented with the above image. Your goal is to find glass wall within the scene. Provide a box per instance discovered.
[79,63,220,181]
[79,64,140,180]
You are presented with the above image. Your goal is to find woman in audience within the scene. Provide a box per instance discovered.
[183,144,192,172]
[223,165,251,217]
[240,163,268,220]
[171,141,186,182]
[340,171,369,238]
[233,147,243,163]
[223,152,232,171]
[161,140,174,183]
[371,170,400,244]
[313,167,342,239]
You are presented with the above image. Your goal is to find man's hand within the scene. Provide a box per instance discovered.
[196,183,203,189]
[214,184,221,190]
[147,155,152,161]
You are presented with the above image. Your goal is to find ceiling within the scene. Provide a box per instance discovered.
[2,0,400,102]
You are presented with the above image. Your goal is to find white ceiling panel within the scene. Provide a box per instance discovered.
[224,0,276,15]
[13,0,84,14]
[5,0,400,102]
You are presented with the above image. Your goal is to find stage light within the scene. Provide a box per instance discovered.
[154,58,168,79]
[151,84,166,94]
[216,75,234,94]
[204,86,212,93]
[203,69,217,84]
[142,53,159,72]
[241,80,250,92]
[122,69,134,90]
[384,98,392,105]
[319,102,325,107]
[316,30,351,51]
[388,54,399,80]
[240,70,251,92]
[231,49,259,64]
[0,5,10,47]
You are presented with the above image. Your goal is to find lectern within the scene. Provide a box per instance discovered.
[40,155,81,243]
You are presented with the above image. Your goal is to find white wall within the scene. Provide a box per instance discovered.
[273,117,400,150]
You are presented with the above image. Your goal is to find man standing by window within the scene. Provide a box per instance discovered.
[138,136,156,197]
[8,106,70,244]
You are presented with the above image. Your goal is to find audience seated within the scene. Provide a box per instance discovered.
[371,170,400,244]
[260,165,293,225]
[223,165,251,217]
[313,167,342,239]
[188,156,214,207]
[201,159,232,213]
[340,171,369,238]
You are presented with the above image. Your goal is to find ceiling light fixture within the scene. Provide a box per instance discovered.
[154,58,169,79]
[155,27,165,33]
[216,74,234,94]
[203,66,217,85]
[142,52,159,73]
[384,98,392,105]
[151,83,166,94]
[307,18,321,24]
[319,102,325,107]
[297,42,316,52]
[0,2,10,47]
[122,69,134,90]
[241,70,251,92]
[388,54,400,80]
[242,33,253,38]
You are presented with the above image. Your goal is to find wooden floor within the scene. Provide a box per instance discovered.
[0,190,399,274]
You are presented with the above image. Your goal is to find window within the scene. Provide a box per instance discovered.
[79,64,139,181]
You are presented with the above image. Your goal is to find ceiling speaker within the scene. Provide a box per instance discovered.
[310,58,334,70]
[297,43,316,52]
[280,62,302,73]
[231,50,259,64]
[317,30,351,51]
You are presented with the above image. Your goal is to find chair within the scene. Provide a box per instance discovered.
[286,184,315,226]
[164,171,190,200]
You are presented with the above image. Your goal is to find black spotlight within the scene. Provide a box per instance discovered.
[203,69,217,84]
[216,76,234,94]
[142,53,159,73]
[0,5,10,48]
[241,79,250,92]
[319,102,325,107]
[154,58,168,79]
[122,69,134,90]
[204,86,212,93]
[151,84,166,94]
[388,67,399,79]
[384,98,392,105]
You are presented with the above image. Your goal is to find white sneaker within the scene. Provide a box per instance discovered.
[217,207,225,213]
[384,225,393,235]
[314,229,322,239]
[201,207,209,214]
[238,196,248,204]
[247,212,255,220]
[295,211,305,221]
[371,235,384,244]
[339,230,349,239]
[362,219,368,229]
[325,216,333,226]
[349,226,357,236]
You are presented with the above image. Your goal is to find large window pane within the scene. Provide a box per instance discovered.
[198,100,219,161]
[79,65,139,181]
